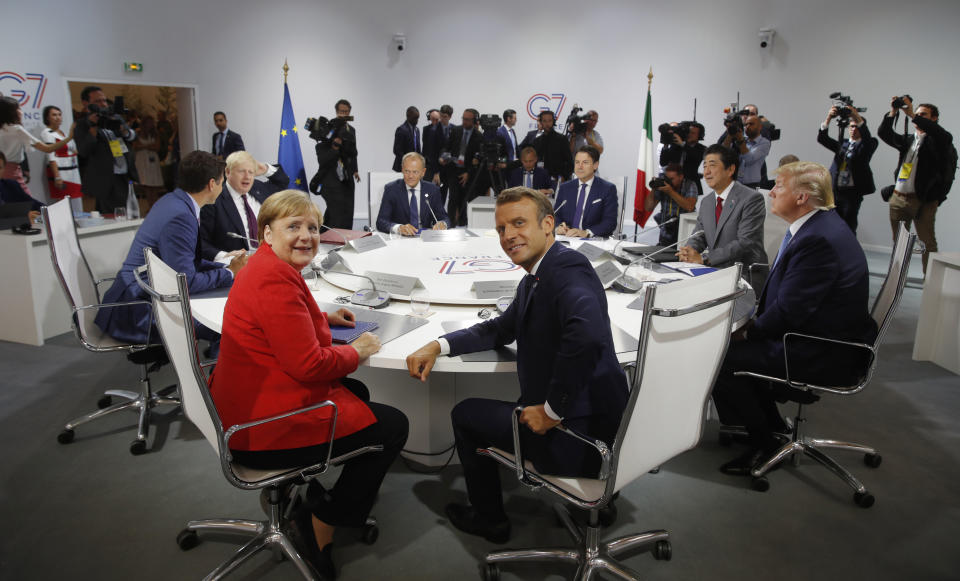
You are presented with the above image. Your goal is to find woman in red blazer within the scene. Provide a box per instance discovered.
[209,190,408,578]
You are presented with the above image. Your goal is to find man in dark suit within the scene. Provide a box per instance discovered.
[422,109,442,182]
[496,109,520,163]
[678,144,767,269]
[405,187,628,542]
[506,147,553,195]
[391,106,421,173]
[211,111,245,159]
[817,105,878,233]
[554,146,618,238]
[879,97,954,274]
[200,151,289,260]
[75,86,139,213]
[95,151,245,344]
[335,99,361,201]
[712,161,877,475]
[529,111,573,187]
[440,108,483,226]
[376,152,448,235]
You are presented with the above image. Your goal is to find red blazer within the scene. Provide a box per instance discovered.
[209,244,376,451]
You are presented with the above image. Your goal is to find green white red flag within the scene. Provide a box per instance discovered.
[633,87,655,226]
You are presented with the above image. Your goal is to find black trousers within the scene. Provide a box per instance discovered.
[95,173,132,214]
[319,179,355,230]
[834,189,864,233]
[451,398,608,521]
[232,379,409,527]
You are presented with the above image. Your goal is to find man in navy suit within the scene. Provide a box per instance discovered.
[406,187,628,542]
[211,111,244,159]
[817,104,878,233]
[554,146,618,238]
[95,151,244,344]
[440,109,483,226]
[391,106,420,172]
[376,152,448,235]
[200,151,289,260]
[496,109,520,163]
[506,147,553,195]
[712,161,877,476]
[422,109,442,182]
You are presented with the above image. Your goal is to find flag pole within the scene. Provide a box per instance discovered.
[283,58,289,83]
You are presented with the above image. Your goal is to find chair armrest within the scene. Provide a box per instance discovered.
[734,331,876,395]
[507,407,613,485]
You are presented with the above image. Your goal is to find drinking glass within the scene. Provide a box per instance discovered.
[410,288,430,317]
[114,207,127,221]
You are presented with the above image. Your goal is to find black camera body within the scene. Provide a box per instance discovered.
[658,120,704,145]
[724,110,748,136]
[305,116,355,145]
[476,114,505,166]
[891,94,912,110]
[648,176,667,189]
[564,105,590,134]
[87,96,127,134]
[829,91,868,125]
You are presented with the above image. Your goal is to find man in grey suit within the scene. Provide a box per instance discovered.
[677,144,766,268]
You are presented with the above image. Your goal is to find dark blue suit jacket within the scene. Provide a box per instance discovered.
[376,179,448,232]
[95,189,233,343]
[506,166,552,190]
[496,125,520,162]
[199,165,289,260]
[392,122,420,172]
[554,176,619,237]
[0,179,44,211]
[817,122,878,196]
[442,243,628,445]
[212,129,245,158]
[750,209,877,379]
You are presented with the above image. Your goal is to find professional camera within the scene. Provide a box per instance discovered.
[564,105,591,134]
[657,121,704,145]
[723,109,749,136]
[304,115,354,144]
[829,91,868,125]
[891,94,912,109]
[648,176,667,189]
[476,113,505,166]
[86,96,127,134]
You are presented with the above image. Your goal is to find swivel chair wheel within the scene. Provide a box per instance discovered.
[97,395,112,409]
[177,529,200,550]
[864,453,882,468]
[751,476,770,492]
[57,429,75,444]
[130,439,148,455]
[854,491,875,508]
[653,539,672,561]
[482,562,500,581]
[361,523,379,545]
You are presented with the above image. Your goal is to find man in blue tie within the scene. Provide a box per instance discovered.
[553,146,618,238]
[711,161,877,476]
[506,147,553,196]
[376,152,448,235]
[496,109,520,163]
[405,187,628,543]
[391,106,421,173]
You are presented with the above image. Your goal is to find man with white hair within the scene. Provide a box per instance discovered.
[711,161,877,477]
[200,150,288,260]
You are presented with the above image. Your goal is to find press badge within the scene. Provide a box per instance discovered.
[109,139,128,158]
[897,162,914,183]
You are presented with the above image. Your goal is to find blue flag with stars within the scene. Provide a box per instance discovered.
[277,82,307,191]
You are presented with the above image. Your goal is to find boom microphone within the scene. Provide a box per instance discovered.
[226,231,259,250]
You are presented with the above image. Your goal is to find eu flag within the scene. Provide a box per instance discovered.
[277,82,307,191]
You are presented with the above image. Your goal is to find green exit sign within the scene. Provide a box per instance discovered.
[124,62,143,72]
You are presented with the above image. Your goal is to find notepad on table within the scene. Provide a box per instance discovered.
[330,321,379,344]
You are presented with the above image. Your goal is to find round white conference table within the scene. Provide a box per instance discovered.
[190,231,752,464]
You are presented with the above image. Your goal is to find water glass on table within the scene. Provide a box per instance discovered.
[114,207,127,221]
[410,288,430,317]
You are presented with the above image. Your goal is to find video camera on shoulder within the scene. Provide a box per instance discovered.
[86,96,127,134]
[564,105,591,134]
[657,120,704,145]
[829,91,868,125]
[305,115,355,144]
[476,113,505,166]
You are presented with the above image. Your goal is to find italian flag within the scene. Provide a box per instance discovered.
[633,87,655,226]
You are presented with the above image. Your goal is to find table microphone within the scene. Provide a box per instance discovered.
[611,229,704,293]
[640,229,704,262]
[611,216,678,263]
[315,251,391,309]
[423,192,441,228]
[553,198,567,217]
[320,223,348,250]
[226,231,259,250]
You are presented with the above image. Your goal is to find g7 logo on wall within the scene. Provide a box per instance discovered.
[526,93,568,121]
[0,72,48,108]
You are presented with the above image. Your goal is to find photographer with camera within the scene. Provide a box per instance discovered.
[817,101,878,233]
[568,109,604,155]
[523,111,573,188]
[308,115,358,229]
[75,86,139,213]
[644,163,698,246]
[879,95,955,273]
[659,121,706,196]
[722,113,770,188]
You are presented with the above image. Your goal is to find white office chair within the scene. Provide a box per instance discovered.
[43,198,177,455]
[137,248,382,580]
[734,224,916,507]
[478,266,744,581]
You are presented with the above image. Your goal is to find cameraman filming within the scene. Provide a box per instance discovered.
[644,163,698,246]
[722,113,770,188]
[308,116,358,229]
[75,86,139,213]
[879,95,955,273]
[817,102,878,233]
[568,109,604,155]
[659,121,706,196]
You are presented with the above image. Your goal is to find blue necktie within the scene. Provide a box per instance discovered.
[524,171,533,188]
[413,126,420,153]
[571,182,587,229]
[772,230,793,270]
[409,188,420,228]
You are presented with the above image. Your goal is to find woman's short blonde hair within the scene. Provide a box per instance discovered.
[257,190,322,242]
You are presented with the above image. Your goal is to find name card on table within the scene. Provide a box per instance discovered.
[350,235,388,253]
[365,271,422,296]
[576,242,609,261]
[471,280,520,300]
[594,260,623,288]
[421,229,470,242]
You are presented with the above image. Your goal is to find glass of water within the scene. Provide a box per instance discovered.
[114,207,127,221]
[410,288,430,317]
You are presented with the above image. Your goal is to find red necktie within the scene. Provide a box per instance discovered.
[715,196,723,224]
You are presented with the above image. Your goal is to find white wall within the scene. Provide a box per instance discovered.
[4,0,959,251]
